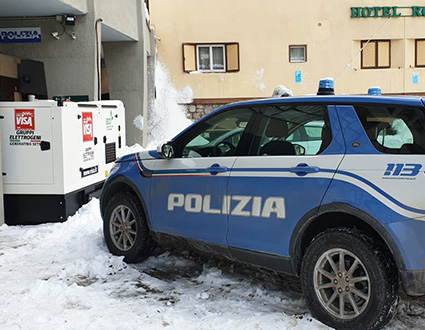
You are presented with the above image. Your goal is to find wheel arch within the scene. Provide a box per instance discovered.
[290,202,406,277]
[100,175,153,230]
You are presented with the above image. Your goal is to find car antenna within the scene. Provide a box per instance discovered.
[334,15,392,82]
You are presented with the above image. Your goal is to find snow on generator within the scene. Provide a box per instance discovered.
[0,100,126,225]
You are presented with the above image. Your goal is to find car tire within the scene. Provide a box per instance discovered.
[300,228,398,330]
[103,191,155,263]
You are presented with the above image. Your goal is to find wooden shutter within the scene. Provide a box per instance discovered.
[377,41,390,68]
[416,40,425,67]
[362,41,376,68]
[182,44,196,72]
[226,43,240,72]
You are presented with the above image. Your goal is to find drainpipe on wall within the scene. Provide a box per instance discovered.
[95,18,103,101]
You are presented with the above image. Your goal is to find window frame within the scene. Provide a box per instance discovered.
[361,40,391,69]
[415,39,425,68]
[353,104,425,154]
[173,107,258,158]
[183,43,240,73]
[289,45,307,63]
[196,44,226,73]
[248,104,331,156]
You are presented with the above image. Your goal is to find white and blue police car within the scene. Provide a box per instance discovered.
[100,81,425,330]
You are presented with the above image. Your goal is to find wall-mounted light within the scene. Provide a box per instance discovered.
[63,15,76,26]
[50,15,77,40]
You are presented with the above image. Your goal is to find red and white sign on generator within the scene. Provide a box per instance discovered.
[15,109,35,130]
[82,112,94,142]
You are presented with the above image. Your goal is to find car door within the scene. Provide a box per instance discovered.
[226,104,345,261]
[150,107,257,246]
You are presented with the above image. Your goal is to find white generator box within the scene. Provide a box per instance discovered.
[0,100,126,225]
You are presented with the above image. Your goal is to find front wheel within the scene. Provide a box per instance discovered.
[301,228,398,330]
[103,191,155,263]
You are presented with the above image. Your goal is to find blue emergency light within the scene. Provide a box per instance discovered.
[317,78,335,95]
[368,86,382,95]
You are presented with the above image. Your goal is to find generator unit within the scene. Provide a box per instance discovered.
[0,100,126,225]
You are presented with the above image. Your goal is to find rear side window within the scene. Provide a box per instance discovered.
[354,105,425,154]
[250,104,331,156]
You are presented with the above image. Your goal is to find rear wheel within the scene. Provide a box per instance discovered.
[103,191,155,263]
[301,228,398,330]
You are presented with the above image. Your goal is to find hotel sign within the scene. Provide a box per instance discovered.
[351,6,425,17]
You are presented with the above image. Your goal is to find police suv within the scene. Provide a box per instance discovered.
[100,85,425,330]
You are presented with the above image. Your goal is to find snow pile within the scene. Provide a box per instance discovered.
[146,61,193,149]
[133,115,144,132]
[272,85,293,97]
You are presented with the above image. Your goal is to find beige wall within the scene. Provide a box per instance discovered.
[150,0,425,99]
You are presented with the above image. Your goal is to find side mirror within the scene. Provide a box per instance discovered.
[157,142,175,159]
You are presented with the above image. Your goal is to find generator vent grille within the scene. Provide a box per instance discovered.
[105,142,116,164]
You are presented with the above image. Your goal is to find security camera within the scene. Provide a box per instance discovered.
[51,32,60,40]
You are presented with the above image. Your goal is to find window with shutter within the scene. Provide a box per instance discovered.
[362,42,376,68]
[182,43,240,73]
[378,41,390,67]
[416,39,425,67]
[226,43,240,72]
[183,44,196,72]
[361,40,390,69]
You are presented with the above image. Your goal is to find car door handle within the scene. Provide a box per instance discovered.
[206,163,229,175]
[289,163,320,176]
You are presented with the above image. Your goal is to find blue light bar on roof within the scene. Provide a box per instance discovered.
[368,86,382,95]
[317,78,335,95]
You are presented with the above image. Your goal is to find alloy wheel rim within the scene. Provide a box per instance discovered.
[313,248,371,319]
[110,205,137,251]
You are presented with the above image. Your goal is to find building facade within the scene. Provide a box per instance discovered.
[150,0,425,118]
[0,0,156,146]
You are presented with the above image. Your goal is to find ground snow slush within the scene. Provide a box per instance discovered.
[0,199,424,330]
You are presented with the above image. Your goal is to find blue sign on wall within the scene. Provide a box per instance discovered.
[0,27,41,43]
[295,70,302,83]
[413,72,419,85]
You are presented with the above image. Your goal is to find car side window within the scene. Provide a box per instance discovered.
[179,107,255,158]
[250,105,331,156]
[354,105,425,154]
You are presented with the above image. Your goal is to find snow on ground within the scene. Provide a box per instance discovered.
[0,201,424,330]
[0,200,315,330]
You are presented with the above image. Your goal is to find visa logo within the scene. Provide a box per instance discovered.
[16,115,32,126]
[15,109,35,130]
[83,122,92,136]
[82,112,94,142]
